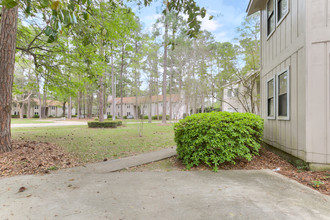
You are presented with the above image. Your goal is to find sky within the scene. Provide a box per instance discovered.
[129,0,250,43]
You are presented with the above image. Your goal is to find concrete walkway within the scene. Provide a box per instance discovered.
[11,120,173,128]
[1,148,330,220]
[11,120,88,128]
[62,147,177,174]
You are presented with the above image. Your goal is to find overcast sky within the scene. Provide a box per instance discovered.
[130,0,250,43]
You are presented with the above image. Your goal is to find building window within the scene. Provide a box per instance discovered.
[34,112,39,115]
[277,0,288,23]
[34,106,39,110]
[267,77,275,119]
[227,89,232,98]
[233,88,238,97]
[277,69,290,120]
[51,106,56,110]
[267,0,275,37]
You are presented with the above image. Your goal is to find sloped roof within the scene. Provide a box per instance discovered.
[247,0,266,16]
[108,94,181,105]
[31,98,63,107]
[222,70,260,88]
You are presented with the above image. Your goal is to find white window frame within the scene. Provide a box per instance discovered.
[276,67,290,121]
[276,0,290,27]
[267,76,276,120]
[267,0,290,40]
[266,0,276,39]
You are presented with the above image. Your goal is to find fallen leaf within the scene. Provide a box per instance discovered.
[18,187,26,192]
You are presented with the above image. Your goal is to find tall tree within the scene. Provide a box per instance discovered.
[0,5,18,152]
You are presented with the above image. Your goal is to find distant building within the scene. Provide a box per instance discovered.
[11,99,76,118]
[107,94,187,120]
[222,71,260,114]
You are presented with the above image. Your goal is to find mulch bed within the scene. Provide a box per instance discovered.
[0,140,81,177]
[168,148,330,196]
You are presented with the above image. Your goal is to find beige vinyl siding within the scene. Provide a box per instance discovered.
[260,0,307,161]
[261,49,306,161]
[305,0,330,164]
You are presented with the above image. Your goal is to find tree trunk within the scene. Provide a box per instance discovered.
[42,86,47,118]
[120,44,124,120]
[134,41,139,120]
[68,96,72,119]
[169,73,173,120]
[156,79,159,120]
[19,103,24,119]
[0,5,18,152]
[87,89,93,119]
[111,47,116,121]
[37,85,42,119]
[201,92,205,113]
[98,46,105,122]
[27,96,31,118]
[83,92,86,118]
[148,78,152,123]
[62,102,66,117]
[162,3,169,124]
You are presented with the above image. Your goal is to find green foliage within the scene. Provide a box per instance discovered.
[116,120,123,126]
[48,165,58,171]
[123,116,128,119]
[311,180,324,188]
[33,115,39,118]
[174,112,264,171]
[88,121,118,128]
[152,115,170,120]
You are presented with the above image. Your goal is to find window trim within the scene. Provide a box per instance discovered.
[276,0,290,27]
[267,76,276,120]
[276,67,290,121]
[266,0,276,39]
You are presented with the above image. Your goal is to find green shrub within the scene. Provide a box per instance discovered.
[123,116,127,119]
[11,115,19,118]
[151,115,170,120]
[115,120,123,126]
[143,115,149,120]
[174,112,264,171]
[33,115,39,118]
[151,115,158,120]
[88,121,118,128]
[23,114,27,118]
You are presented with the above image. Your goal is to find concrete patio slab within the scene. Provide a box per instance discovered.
[0,170,329,220]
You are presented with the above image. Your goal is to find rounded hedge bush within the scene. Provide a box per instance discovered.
[88,120,122,128]
[174,112,264,171]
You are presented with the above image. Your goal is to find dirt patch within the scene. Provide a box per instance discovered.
[0,140,81,177]
[127,148,330,196]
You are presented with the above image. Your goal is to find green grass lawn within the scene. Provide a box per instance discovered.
[11,118,54,124]
[11,123,175,163]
